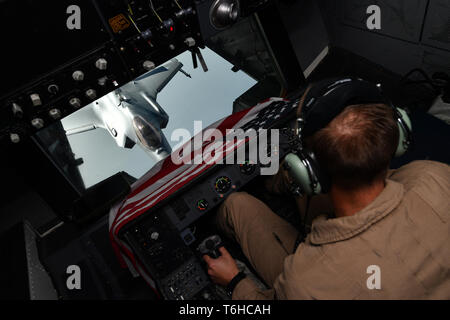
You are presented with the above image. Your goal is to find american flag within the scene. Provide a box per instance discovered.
[109,97,284,293]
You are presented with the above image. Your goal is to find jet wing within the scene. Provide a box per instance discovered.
[63,103,103,136]
[132,59,183,98]
[119,58,183,129]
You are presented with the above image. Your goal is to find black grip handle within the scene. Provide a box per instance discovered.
[199,236,223,259]
[210,248,221,259]
[205,239,221,258]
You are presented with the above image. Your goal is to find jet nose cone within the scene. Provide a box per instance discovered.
[132,115,172,161]
[133,115,162,148]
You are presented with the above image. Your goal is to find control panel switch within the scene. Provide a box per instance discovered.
[30,93,42,106]
[184,37,196,47]
[47,84,59,95]
[72,70,85,81]
[95,58,108,70]
[31,118,44,129]
[69,97,82,109]
[98,76,108,86]
[150,232,160,241]
[141,29,152,40]
[143,60,156,71]
[49,108,62,120]
[10,133,20,144]
[85,89,97,100]
[12,103,23,118]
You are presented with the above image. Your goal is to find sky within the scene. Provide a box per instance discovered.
[61,48,257,188]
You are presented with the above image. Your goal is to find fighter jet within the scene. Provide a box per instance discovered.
[64,59,187,162]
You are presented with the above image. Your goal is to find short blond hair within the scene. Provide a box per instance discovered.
[307,103,399,189]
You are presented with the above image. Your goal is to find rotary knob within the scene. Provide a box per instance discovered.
[49,108,62,120]
[150,232,159,240]
[72,70,85,81]
[143,60,155,71]
[31,118,44,129]
[85,89,97,100]
[162,18,174,32]
[95,58,108,70]
[10,133,20,144]
[69,97,82,108]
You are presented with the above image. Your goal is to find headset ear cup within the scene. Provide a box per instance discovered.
[284,153,315,195]
[284,152,323,195]
[394,107,412,157]
[305,150,330,194]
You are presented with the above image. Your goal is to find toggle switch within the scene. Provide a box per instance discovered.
[12,103,23,118]
[47,84,59,95]
[30,93,42,106]
[184,37,196,47]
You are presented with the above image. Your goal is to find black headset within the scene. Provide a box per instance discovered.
[284,77,413,195]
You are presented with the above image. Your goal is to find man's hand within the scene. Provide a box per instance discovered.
[203,247,240,287]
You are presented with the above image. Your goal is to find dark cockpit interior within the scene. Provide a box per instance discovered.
[0,0,449,300]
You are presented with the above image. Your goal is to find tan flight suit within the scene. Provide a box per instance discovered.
[217,160,450,299]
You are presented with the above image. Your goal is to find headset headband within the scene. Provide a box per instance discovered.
[301,78,391,137]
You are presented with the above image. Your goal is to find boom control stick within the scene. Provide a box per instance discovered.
[198,235,222,259]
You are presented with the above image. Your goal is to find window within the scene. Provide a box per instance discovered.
[40,48,257,190]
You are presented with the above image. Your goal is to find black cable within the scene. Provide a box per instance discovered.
[294,195,311,250]
[303,195,312,234]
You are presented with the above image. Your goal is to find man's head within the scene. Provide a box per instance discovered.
[287,78,410,196]
[305,102,399,190]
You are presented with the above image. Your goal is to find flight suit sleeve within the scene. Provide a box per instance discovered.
[232,278,276,300]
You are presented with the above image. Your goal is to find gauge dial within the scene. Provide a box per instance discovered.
[197,199,209,211]
[214,176,231,194]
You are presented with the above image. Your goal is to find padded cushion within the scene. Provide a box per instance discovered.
[301,78,390,137]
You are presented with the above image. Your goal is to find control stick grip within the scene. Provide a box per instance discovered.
[198,235,222,259]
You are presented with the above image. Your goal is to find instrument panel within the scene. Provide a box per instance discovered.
[123,161,265,300]
[0,0,272,147]
[121,98,301,299]
[165,162,259,233]
[0,0,203,146]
